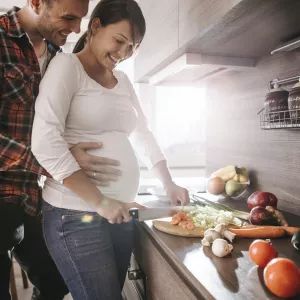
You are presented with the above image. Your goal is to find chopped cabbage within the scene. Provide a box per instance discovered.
[188,205,242,229]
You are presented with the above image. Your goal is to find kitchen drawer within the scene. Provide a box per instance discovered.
[133,225,203,300]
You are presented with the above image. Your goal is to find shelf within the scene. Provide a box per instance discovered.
[259,108,300,130]
[270,76,300,89]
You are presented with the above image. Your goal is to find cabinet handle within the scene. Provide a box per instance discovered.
[128,269,143,280]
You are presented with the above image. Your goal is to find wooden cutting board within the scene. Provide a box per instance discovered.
[152,220,205,237]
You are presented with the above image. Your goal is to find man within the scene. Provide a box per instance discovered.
[0,1,122,299]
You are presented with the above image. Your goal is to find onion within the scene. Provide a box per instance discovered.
[247,192,278,211]
[267,193,278,208]
[249,206,278,225]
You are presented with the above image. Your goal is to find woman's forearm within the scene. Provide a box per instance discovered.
[151,160,174,188]
[63,170,104,208]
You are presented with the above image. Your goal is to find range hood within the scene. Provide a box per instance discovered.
[148,53,255,86]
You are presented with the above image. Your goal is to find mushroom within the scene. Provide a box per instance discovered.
[201,229,222,246]
[212,238,233,258]
[214,223,236,242]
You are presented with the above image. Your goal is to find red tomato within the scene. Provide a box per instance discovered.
[264,258,300,298]
[249,239,277,268]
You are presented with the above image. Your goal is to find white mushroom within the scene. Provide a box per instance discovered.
[214,223,236,243]
[201,229,222,246]
[212,238,233,257]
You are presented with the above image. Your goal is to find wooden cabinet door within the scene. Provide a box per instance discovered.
[134,226,207,300]
[178,0,242,48]
[134,0,178,82]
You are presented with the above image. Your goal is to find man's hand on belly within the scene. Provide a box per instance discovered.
[70,142,122,187]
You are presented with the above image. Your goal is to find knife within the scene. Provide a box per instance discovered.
[129,206,195,221]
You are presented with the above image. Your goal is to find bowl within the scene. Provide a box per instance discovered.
[147,187,170,202]
[205,177,250,199]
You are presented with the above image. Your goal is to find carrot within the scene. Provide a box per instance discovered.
[283,226,300,236]
[186,223,195,230]
[178,221,187,226]
[239,225,300,236]
[229,227,286,239]
[178,210,186,215]
[177,211,187,219]
[171,219,180,225]
[172,215,181,221]
[170,212,196,230]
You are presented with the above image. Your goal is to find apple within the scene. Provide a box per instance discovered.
[247,192,278,211]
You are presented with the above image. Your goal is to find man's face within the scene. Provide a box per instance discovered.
[36,0,89,46]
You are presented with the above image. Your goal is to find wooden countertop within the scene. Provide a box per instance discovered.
[136,195,300,300]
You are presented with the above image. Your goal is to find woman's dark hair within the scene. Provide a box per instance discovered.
[73,0,146,53]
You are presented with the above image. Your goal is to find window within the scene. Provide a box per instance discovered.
[154,86,206,168]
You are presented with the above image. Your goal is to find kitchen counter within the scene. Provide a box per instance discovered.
[133,195,300,300]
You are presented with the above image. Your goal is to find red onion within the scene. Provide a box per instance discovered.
[247,192,278,211]
[249,206,278,225]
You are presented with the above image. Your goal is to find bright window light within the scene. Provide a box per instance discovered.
[155,87,205,153]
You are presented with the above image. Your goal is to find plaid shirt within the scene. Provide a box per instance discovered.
[0,7,60,215]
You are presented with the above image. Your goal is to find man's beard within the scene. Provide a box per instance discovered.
[36,13,56,45]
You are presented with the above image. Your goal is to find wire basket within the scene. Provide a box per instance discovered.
[258,108,300,129]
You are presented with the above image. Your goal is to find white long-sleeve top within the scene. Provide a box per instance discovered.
[32,53,165,211]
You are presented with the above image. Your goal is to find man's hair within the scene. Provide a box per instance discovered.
[28,0,55,7]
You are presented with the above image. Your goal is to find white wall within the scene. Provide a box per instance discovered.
[0,0,26,11]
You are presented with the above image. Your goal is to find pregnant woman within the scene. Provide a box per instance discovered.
[31,0,189,299]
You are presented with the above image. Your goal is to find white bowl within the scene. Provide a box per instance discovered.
[147,187,170,202]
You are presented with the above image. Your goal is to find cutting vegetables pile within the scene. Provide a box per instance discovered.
[168,192,300,250]
[169,193,300,240]
[169,193,248,231]
[170,211,195,230]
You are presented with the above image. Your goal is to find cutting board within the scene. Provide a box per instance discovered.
[152,220,205,237]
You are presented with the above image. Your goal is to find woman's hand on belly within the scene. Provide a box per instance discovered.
[96,196,146,224]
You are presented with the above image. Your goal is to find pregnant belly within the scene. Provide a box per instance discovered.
[85,132,140,202]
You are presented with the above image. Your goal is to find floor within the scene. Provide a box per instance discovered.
[13,260,128,300]
[13,260,72,300]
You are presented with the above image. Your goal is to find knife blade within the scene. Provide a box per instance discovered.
[129,206,195,221]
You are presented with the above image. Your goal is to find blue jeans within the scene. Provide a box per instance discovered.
[42,201,134,300]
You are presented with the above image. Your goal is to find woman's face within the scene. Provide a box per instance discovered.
[89,19,140,70]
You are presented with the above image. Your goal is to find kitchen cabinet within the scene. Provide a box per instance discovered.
[178,0,242,48]
[134,0,178,82]
[133,224,205,300]
[187,0,300,58]
[134,0,300,84]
